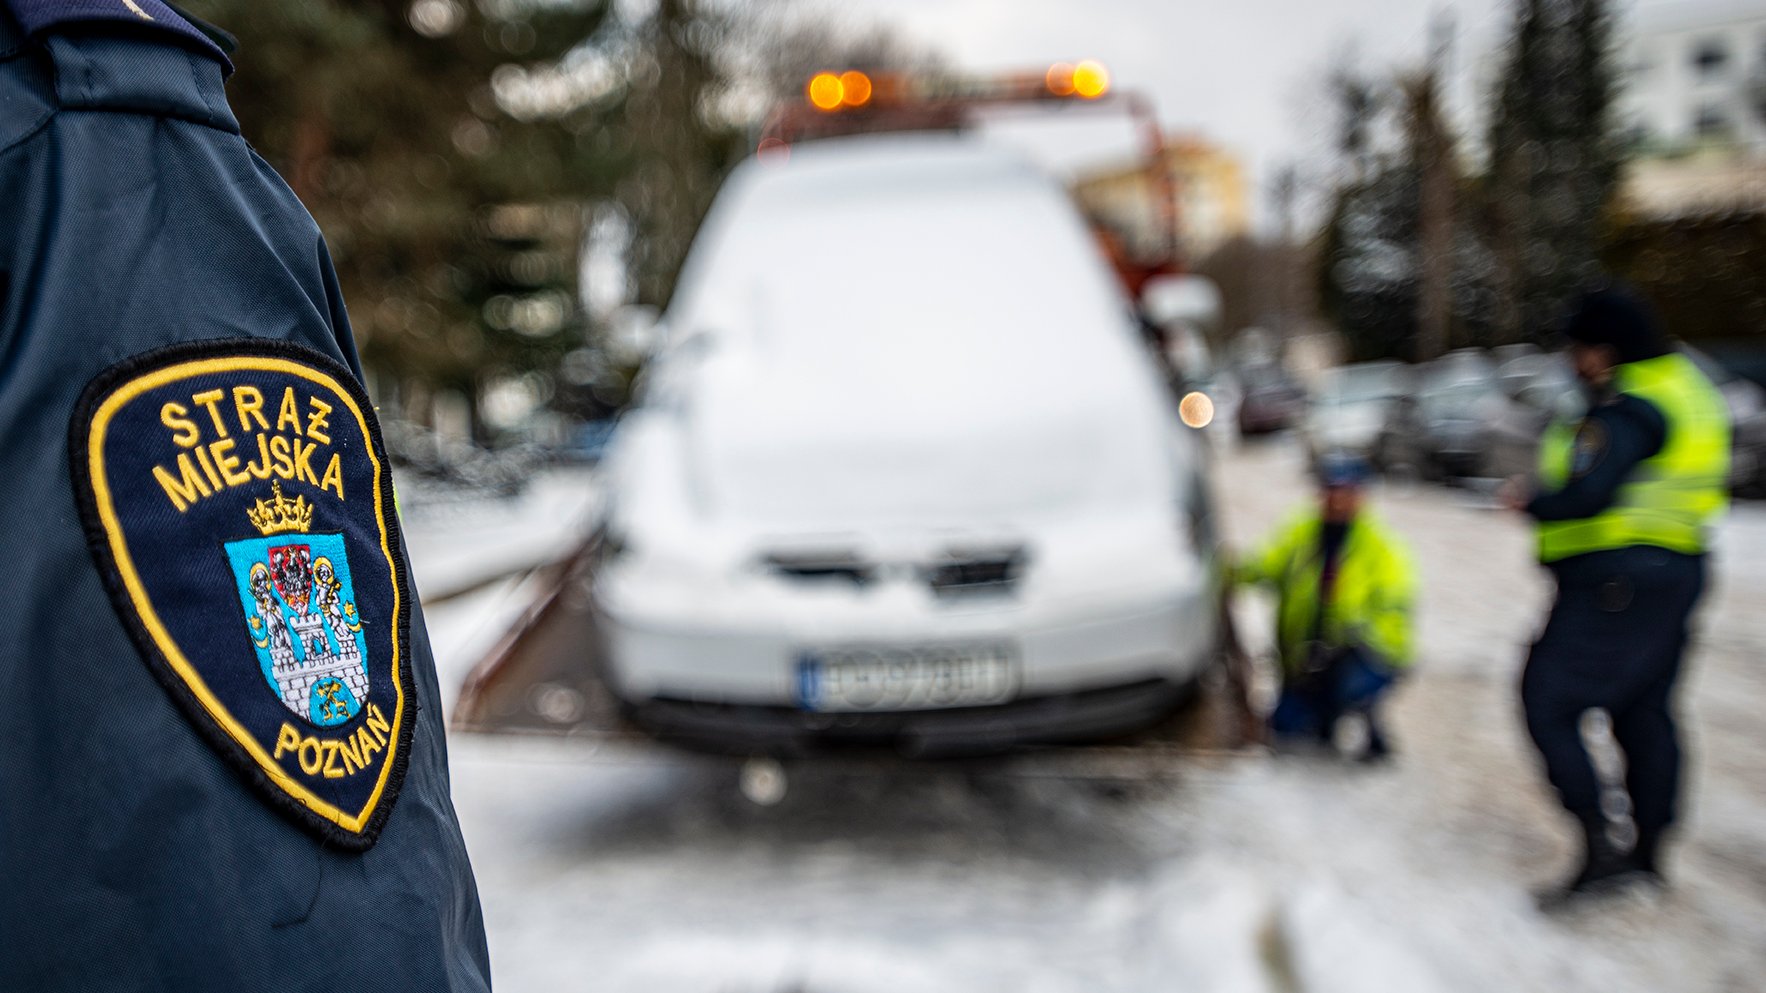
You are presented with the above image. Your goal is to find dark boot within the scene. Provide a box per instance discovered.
[1536,814,1646,911]
[1357,710,1393,764]
[1629,826,1669,883]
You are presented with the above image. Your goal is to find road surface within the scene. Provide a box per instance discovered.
[408,437,1766,993]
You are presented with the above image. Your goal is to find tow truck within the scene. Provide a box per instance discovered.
[448,63,1259,797]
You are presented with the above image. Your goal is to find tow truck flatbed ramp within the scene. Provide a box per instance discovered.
[449,534,1264,780]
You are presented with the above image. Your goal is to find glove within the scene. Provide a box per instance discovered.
[1301,640,1350,676]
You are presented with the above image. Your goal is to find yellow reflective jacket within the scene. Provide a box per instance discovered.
[1535,352,1730,562]
[1233,509,1417,674]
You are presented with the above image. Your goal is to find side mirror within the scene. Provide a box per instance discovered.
[607,304,663,364]
[1140,274,1222,332]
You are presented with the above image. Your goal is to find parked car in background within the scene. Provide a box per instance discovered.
[1300,360,1407,463]
[1468,346,1766,498]
[1236,362,1306,436]
[1193,368,1243,448]
[1146,305,1243,445]
[1490,342,1541,370]
[591,134,1224,754]
[1687,348,1766,498]
[382,418,540,498]
[1477,353,1584,482]
[1375,353,1498,481]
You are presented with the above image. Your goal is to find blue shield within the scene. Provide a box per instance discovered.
[225,531,370,727]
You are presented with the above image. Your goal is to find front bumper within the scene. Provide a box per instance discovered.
[1433,446,1484,477]
[593,570,1220,753]
[624,676,1198,756]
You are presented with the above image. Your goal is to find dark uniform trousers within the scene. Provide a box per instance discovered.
[1521,546,1705,833]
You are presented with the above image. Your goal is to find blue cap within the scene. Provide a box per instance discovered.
[1318,452,1372,489]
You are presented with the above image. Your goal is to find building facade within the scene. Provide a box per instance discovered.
[1071,136,1251,265]
[1618,0,1766,217]
[1620,0,1766,158]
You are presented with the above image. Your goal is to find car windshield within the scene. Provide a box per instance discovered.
[1422,375,1493,418]
[1320,364,1398,405]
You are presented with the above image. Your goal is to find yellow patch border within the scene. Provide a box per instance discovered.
[85,354,404,835]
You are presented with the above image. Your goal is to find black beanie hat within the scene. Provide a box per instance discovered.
[1558,283,1671,364]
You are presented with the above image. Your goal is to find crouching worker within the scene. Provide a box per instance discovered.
[1234,453,1417,759]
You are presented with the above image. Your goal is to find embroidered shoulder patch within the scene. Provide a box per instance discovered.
[69,341,414,849]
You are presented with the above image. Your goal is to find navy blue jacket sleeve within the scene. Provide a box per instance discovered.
[1526,394,1667,522]
[0,4,489,990]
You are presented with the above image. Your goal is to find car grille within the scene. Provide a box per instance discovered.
[761,551,874,585]
[759,544,1027,596]
[922,547,1025,596]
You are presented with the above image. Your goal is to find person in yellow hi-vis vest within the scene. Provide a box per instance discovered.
[1235,453,1416,761]
[1501,284,1730,910]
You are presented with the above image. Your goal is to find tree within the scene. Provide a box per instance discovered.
[180,0,760,434]
[612,0,747,310]
[1327,52,1386,188]
[1316,165,1421,361]
[182,1,936,431]
[738,14,945,105]
[1605,211,1766,347]
[181,0,620,435]
[1311,17,1519,362]
[1316,165,1499,362]
[1486,0,1622,342]
[1196,235,1315,342]
[1401,15,1457,362]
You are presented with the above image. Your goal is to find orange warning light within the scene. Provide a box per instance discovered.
[839,70,873,107]
[1073,60,1110,98]
[807,72,844,111]
[1045,62,1077,96]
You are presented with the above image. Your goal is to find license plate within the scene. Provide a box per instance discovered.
[796,642,1019,712]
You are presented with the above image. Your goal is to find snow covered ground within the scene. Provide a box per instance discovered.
[408,441,1766,993]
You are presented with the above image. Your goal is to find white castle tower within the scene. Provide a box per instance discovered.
[272,612,370,718]
[247,482,371,720]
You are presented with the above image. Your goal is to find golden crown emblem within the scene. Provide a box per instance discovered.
[247,481,314,536]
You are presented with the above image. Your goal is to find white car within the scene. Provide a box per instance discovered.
[1300,360,1408,463]
[591,133,1222,754]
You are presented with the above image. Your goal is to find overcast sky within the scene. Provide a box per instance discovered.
[794,0,1718,228]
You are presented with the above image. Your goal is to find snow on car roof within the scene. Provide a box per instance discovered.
[734,132,1048,199]
[648,131,1182,527]
[667,131,1133,361]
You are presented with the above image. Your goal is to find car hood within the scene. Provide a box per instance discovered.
[682,348,1177,535]
[618,134,1190,543]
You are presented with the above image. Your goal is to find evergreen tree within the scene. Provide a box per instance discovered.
[1486,0,1621,342]
[1317,164,1423,361]
[180,0,620,434]
[1316,163,1497,361]
[613,0,745,310]
[1403,48,1455,362]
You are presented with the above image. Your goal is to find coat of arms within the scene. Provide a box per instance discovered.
[225,482,370,727]
[73,342,415,848]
